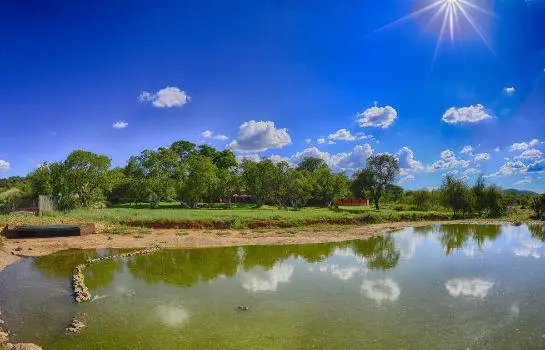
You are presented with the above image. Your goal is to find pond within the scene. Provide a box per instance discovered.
[1,224,545,349]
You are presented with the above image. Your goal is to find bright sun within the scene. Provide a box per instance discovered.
[377,0,494,61]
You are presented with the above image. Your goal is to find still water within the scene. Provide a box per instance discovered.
[1,224,545,349]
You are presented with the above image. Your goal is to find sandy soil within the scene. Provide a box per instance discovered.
[2,219,534,272]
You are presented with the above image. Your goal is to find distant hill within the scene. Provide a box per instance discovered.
[503,188,538,196]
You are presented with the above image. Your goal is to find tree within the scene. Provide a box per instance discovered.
[530,194,545,219]
[297,157,328,173]
[472,175,486,216]
[351,168,374,199]
[125,148,178,207]
[177,155,219,207]
[312,167,349,207]
[411,189,431,211]
[241,159,282,207]
[215,168,241,207]
[440,175,472,217]
[63,150,112,207]
[284,169,314,209]
[28,164,53,197]
[364,154,400,210]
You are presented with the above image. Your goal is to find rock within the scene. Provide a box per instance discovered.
[13,247,22,252]
[13,344,43,350]
[237,305,250,311]
[513,221,523,226]
[107,236,113,240]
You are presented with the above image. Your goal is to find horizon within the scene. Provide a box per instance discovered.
[1,0,544,192]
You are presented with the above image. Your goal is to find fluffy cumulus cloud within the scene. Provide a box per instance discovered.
[527,159,545,173]
[138,86,190,108]
[267,154,291,165]
[357,105,397,128]
[201,130,228,141]
[291,147,331,166]
[492,160,527,176]
[400,174,415,182]
[112,120,128,129]
[291,144,373,171]
[331,144,374,170]
[445,278,494,299]
[327,129,357,141]
[503,86,516,95]
[318,264,366,280]
[361,278,401,303]
[463,168,480,176]
[460,145,474,155]
[474,153,491,162]
[396,147,423,172]
[229,120,291,152]
[429,149,470,171]
[0,160,10,172]
[317,137,335,145]
[515,149,543,160]
[241,264,294,292]
[441,104,493,124]
[510,139,539,152]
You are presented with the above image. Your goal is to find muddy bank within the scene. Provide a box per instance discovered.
[2,219,539,272]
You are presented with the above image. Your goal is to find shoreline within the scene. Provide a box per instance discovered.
[1,219,539,272]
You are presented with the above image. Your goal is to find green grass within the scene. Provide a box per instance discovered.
[0,203,452,229]
[1,202,535,230]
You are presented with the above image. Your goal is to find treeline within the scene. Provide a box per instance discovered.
[22,141,356,210]
[0,139,543,219]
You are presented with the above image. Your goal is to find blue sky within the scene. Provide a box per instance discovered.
[1,0,544,191]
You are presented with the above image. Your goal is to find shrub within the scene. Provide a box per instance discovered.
[530,194,545,219]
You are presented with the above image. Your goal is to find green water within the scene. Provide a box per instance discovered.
[1,224,545,349]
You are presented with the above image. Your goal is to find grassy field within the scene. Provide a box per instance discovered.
[0,203,454,230]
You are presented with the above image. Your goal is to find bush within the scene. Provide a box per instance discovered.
[530,194,545,219]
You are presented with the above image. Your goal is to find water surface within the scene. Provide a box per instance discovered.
[1,224,545,349]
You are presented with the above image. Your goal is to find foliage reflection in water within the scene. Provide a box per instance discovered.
[1,224,545,349]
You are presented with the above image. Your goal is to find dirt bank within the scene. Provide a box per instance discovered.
[2,219,537,272]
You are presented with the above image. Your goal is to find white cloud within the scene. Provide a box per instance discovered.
[474,153,491,162]
[331,144,374,170]
[201,130,228,141]
[527,159,545,173]
[463,168,480,176]
[317,137,335,145]
[291,144,374,171]
[0,160,9,172]
[515,149,543,160]
[510,139,539,152]
[400,174,415,182]
[155,305,189,327]
[268,154,291,165]
[491,160,527,176]
[112,120,129,129]
[305,138,311,143]
[442,104,493,124]
[503,86,516,95]
[236,153,261,163]
[429,150,470,171]
[229,120,291,152]
[139,86,190,108]
[361,278,401,303]
[241,264,294,292]
[396,147,423,172]
[460,145,474,155]
[494,147,500,152]
[327,129,357,141]
[514,177,532,186]
[445,278,494,299]
[291,147,330,164]
[356,132,374,140]
[357,105,397,128]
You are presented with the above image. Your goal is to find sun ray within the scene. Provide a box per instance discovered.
[375,1,444,33]
[433,3,451,64]
[458,0,498,18]
[454,1,496,55]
